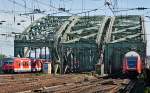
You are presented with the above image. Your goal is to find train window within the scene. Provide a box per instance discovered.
[127,57,137,68]
[8,61,13,64]
[23,62,25,66]
[3,61,8,64]
[23,62,29,66]
[128,57,137,62]
[37,63,40,66]
[17,62,21,66]
[26,62,29,66]
[3,59,13,64]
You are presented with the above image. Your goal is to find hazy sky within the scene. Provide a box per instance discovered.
[0,0,150,56]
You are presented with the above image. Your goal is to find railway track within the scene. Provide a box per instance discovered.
[0,73,140,93]
[19,78,130,93]
[120,80,137,93]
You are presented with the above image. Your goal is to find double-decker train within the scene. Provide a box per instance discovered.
[122,51,143,76]
[2,57,46,73]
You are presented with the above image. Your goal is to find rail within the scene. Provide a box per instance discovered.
[121,80,137,93]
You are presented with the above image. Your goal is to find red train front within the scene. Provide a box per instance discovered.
[2,58,14,73]
[122,51,143,76]
[2,57,46,73]
[31,59,46,72]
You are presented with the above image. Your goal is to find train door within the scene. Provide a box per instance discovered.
[22,59,31,72]
[31,59,36,72]
[35,60,42,71]
[14,58,22,72]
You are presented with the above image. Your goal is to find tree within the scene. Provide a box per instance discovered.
[0,54,6,62]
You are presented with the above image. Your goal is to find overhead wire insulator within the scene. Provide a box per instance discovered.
[136,7,149,10]
[58,8,66,12]
[114,7,150,13]
[105,1,111,6]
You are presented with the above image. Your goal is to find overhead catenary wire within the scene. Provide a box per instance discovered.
[6,0,106,16]
[105,0,115,15]
[35,0,40,10]
[104,0,150,16]
[22,0,27,14]
[7,0,32,10]
[4,0,150,20]
[13,0,16,23]
[142,9,150,15]
[114,7,150,13]
[36,0,75,15]
[7,0,47,16]
[74,9,98,15]
[34,0,106,16]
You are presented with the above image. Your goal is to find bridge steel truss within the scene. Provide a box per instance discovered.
[14,15,146,74]
[104,16,146,74]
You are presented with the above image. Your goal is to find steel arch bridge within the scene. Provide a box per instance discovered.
[14,15,146,74]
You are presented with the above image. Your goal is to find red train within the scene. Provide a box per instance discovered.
[2,57,46,73]
[122,51,143,76]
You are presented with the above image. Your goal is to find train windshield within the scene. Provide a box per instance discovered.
[3,58,13,64]
[127,57,137,68]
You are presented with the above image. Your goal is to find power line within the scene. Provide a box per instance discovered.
[36,0,75,15]
[36,0,106,16]
[143,10,150,15]
[114,7,150,13]
[104,0,115,15]
[74,9,98,15]
[7,0,31,10]
[113,0,118,9]
[7,0,47,16]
